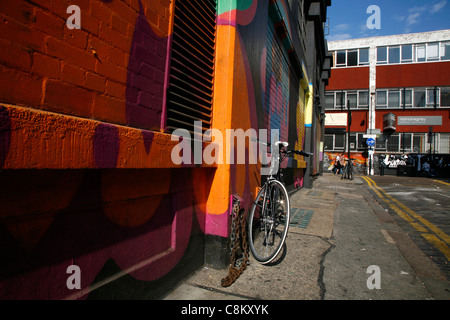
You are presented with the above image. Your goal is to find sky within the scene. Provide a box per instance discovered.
[326,0,450,41]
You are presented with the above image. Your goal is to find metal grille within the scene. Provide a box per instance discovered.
[265,23,291,142]
[166,0,217,135]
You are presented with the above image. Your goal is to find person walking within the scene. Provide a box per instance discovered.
[333,154,341,174]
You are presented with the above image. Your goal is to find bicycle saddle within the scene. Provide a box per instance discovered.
[275,141,289,147]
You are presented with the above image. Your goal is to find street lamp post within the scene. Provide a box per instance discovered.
[347,99,351,163]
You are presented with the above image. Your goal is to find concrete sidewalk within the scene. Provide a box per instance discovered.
[162,173,450,300]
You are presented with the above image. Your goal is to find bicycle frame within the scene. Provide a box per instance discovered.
[256,144,288,240]
[259,147,283,211]
[248,140,311,264]
[342,158,354,179]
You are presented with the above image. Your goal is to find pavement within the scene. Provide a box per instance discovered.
[162,173,450,301]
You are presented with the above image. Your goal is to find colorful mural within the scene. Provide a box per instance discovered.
[324,152,368,174]
[324,152,450,178]
[377,153,450,178]
[0,0,313,299]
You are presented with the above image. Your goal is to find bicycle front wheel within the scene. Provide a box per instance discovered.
[248,180,290,264]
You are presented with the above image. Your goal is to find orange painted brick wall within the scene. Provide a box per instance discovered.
[0,0,171,130]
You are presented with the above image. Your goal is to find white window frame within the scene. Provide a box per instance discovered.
[440,87,450,107]
[377,46,388,64]
[415,44,426,62]
[388,46,401,64]
[376,90,387,108]
[441,42,450,60]
[401,44,413,63]
[359,48,369,65]
[401,89,413,108]
[336,50,346,67]
[426,42,440,61]
[388,90,400,108]
[358,90,369,108]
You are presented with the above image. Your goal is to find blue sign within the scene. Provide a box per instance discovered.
[366,138,375,146]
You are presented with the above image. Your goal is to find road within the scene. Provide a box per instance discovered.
[165,173,450,302]
[362,175,450,281]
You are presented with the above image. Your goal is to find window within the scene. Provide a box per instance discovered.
[334,134,345,150]
[413,134,426,153]
[349,133,357,150]
[359,48,369,65]
[333,49,371,67]
[325,93,335,109]
[326,90,370,109]
[166,0,217,134]
[388,90,400,108]
[402,89,412,107]
[401,133,412,152]
[426,88,440,107]
[438,133,450,153]
[440,87,450,107]
[357,133,367,149]
[373,42,450,65]
[376,90,387,108]
[427,88,435,106]
[388,46,400,64]
[377,46,387,64]
[414,89,426,107]
[358,91,369,108]
[387,134,400,152]
[336,51,346,67]
[375,134,387,150]
[336,91,346,108]
[347,91,357,108]
[369,133,445,153]
[416,44,426,62]
[401,44,413,63]
[373,87,450,109]
[441,42,450,60]
[324,133,349,151]
[427,43,439,61]
[324,135,333,150]
[347,50,358,66]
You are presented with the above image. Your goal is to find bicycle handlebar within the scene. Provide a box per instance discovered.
[292,150,313,157]
[250,138,313,157]
[286,150,312,157]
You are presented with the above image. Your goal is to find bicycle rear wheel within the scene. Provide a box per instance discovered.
[248,180,290,264]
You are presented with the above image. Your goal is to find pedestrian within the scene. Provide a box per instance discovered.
[333,154,342,174]
[379,156,385,176]
[338,154,345,174]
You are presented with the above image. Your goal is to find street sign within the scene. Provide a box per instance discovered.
[367,129,381,135]
[366,138,375,146]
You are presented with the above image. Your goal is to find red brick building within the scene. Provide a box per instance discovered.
[324,30,450,176]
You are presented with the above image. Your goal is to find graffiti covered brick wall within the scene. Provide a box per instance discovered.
[0,0,318,299]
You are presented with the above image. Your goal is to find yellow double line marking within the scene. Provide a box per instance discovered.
[362,176,450,260]
[433,179,450,186]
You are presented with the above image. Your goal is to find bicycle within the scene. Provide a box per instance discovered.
[247,141,312,264]
[341,158,354,180]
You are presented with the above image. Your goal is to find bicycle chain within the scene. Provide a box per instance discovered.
[220,197,249,287]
